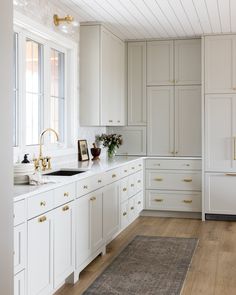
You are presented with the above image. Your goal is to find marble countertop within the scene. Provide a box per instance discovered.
[14,156,142,201]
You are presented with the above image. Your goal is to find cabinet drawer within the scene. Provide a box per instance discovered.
[146,170,201,191]
[145,159,201,170]
[205,173,236,214]
[54,183,75,207]
[105,168,121,184]
[14,270,25,295]
[120,177,129,203]
[120,164,130,178]
[146,190,201,212]
[27,190,54,219]
[14,200,26,226]
[14,223,26,274]
[135,171,143,192]
[128,174,136,197]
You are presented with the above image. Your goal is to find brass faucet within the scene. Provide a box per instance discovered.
[33,128,59,171]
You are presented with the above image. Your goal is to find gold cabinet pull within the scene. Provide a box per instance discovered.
[98,179,102,183]
[183,200,192,204]
[83,185,88,189]
[64,192,69,197]
[130,206,134,210]
[123,188,127,192]
[108,120,113,123]
[90,196,96,201]
[139,164,142,167]
[38,216,47,223]
[112,174,116,178]
[124,169,128,173]
[225,173,236,176]
[154,198,163,202]
[183,178,192,182]
[137,180,141,183]
[233,137,236,160]
[40,201,46,207]
[138,201,141,205]
[62,205,69,211]
[130,184,134,187]
[123,212,127,216]
[132,167,135,170]
[154,177,163,181]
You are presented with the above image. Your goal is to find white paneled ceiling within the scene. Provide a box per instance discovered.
[61,0,233,40]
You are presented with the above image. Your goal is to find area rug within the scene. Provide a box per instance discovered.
[83,235,198,295]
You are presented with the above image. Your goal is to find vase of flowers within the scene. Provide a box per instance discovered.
[96,133,123,159]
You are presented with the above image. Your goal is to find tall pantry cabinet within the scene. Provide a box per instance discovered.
[147,39,202,157]
[204,35,236,217]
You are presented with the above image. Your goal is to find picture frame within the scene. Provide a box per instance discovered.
[78,140,90,161]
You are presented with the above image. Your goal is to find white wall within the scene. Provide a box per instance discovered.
[0,0,13,294]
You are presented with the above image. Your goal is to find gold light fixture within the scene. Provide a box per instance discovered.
[53,14,79,34]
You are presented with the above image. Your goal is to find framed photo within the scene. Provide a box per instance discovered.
[78,140,90,161]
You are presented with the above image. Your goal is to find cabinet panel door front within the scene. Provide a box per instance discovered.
[205,94,236,171]
[54,203,74,288]
[147,86,174,156]
[128,42,146,125]
[175,86,201,157]
[147,41,174,86]
[90,190,103,251]
[14,270,25,295]
[175,39,201,85]
[27,212,53,295]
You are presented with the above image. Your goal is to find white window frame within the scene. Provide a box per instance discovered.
[13,11,78,162]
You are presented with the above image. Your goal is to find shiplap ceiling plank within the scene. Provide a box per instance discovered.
[61,0,236,39]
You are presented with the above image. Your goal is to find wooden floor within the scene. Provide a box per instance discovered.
[56,216,236,295]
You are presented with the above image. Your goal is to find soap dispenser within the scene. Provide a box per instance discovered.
[21,154,30,164]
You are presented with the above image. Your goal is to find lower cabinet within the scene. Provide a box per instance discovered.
[103,182,120,242]
[14,270,25,295]
[75,189,103,270]
[27,211,54,295]
[53,203,74,288]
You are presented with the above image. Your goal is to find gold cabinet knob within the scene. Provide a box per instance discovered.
[123,188,127,192]
[124,170,128,173]
[117,120,120,123]
[112,174,116,178]
[137,180,141,183]
[139,164,142,167]
[130,206,134,210]
[130,184,134,187]
[83,185,88,189]
[138,201,141,205]
[98,179,102,183]
[90,196,96,201]
[154,198,163,202]
[38,215,47,223]
[40,201,46,207]
[108,120,113,123]
[64,192,69,197]
[123,212,127,216]
[62,205,69,211]
[131,167,135,170]
[183,200,192,204]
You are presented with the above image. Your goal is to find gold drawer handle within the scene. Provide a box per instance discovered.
[83,185,88,189]
[183,200,192,204]
[62,205,69,211]
[185,164,190,167]
[90,196,96,201]
[123,188,127,192]
[138,201,141,205]
[137,180,141,183]
[225,173,236,176]
[98,179,102,183]
[123,212,127,216]
[40,201,46,207]
[124,170,128,173]
[155,178,163,181]
[183,178,192,182]
[64,192,69,197]
[154,198,163,202]
[130,206,134,210]
[112,174,116,178]
[38,216,47,223]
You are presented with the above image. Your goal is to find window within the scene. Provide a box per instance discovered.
[13,32,18,147]
[50,49,65,143]
[25,39,43,145]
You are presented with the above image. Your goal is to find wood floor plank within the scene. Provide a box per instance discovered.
[55,217,236,295]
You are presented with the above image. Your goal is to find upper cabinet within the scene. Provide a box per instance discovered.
[80,25,125,126]
[128,42,146,125]
[147,39,201,86]
[147,40,174,86]
[205,35,236,94]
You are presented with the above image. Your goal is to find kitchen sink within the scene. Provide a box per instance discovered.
[44,170,86,176]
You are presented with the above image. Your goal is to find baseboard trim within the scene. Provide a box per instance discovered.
[141,210,201,219]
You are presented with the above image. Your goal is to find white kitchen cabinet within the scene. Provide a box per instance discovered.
[205,35,236,94]
[205,94,236,171]
[147,86,174,156]
[175,86,201,157]
[128,42,146,125]
[27,211,53,295]
[53,203,74,288]
[14,223,26,274]
[14,270,25,295]
[147,40,174,86]
[175,39,201,85]
[205,173,236,214]
[80,25,125,126]
[108,126,146,156]
[103,182,120,242]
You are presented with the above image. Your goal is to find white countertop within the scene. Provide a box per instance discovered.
[14,156,142,201]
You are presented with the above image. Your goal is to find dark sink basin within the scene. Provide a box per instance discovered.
[45,170,86,176]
